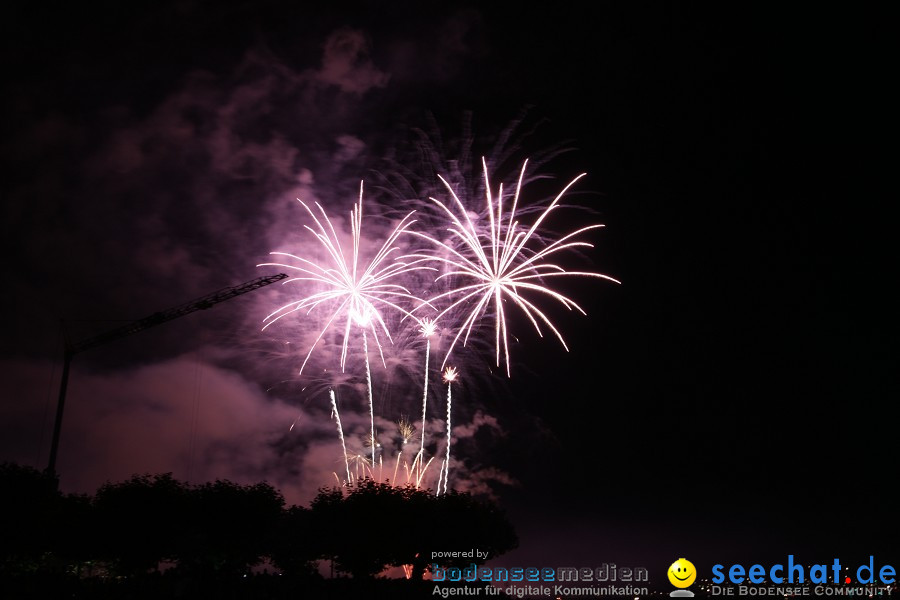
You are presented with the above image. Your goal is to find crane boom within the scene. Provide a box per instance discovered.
[47,272,288,477]
[70,273,288,355]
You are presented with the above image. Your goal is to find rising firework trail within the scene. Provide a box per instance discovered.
[363,329,376,466]
[362,429,381,465]
[413,158,620,376]
[392,450,403,485]
[417,317,437,469]
[440,366,458,495]
[329,389,351,485]
[416,455,436,489]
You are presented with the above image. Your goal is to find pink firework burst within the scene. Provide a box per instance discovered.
[259,181,431,375]
[414,158,620,377]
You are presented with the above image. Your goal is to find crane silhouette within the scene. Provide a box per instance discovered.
[46,273,288,477]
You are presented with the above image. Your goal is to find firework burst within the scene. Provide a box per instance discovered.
[260,182,432,465]
[347,452,373,482]
[362,430,381,449]
[396,415,417,446]
[413,158,620,376]
[259,181,431,373]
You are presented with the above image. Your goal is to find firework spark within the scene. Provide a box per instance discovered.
[362,429,381,451]
[413,158,620,376]
[348,453,372,482]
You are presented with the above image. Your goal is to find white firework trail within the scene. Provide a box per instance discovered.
[412,158,620,376]
[417,317,437,473]
[363,329,376,467]
[440,366,458,495]
[436,458,445,495]
[415,455,436,489]
[289,413,301,432]
[392,450,402,485]
[329,389,351,485]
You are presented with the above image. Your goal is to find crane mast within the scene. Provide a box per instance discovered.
[46,273,287,477]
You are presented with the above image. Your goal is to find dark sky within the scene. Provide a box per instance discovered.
[2,0,896,583]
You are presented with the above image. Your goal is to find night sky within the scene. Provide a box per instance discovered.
[2,0,896,583]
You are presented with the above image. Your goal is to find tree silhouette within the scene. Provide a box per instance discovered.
[268,504,321,577]
[0,462,60,575]
[92,474,286,578]
[0,462,99,579]
[92,473,191,576]
[1,463,519,597]
[176,479,285,576]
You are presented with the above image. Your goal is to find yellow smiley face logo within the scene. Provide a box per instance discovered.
[668,558,697,588]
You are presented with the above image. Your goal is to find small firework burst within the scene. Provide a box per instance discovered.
[362,431,382,450]
[397,416,417,445]
[418,316,438,338]
[443,366,459,384]
[347,453,372,481]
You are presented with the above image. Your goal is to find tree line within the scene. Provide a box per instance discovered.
[0,462,517,597]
